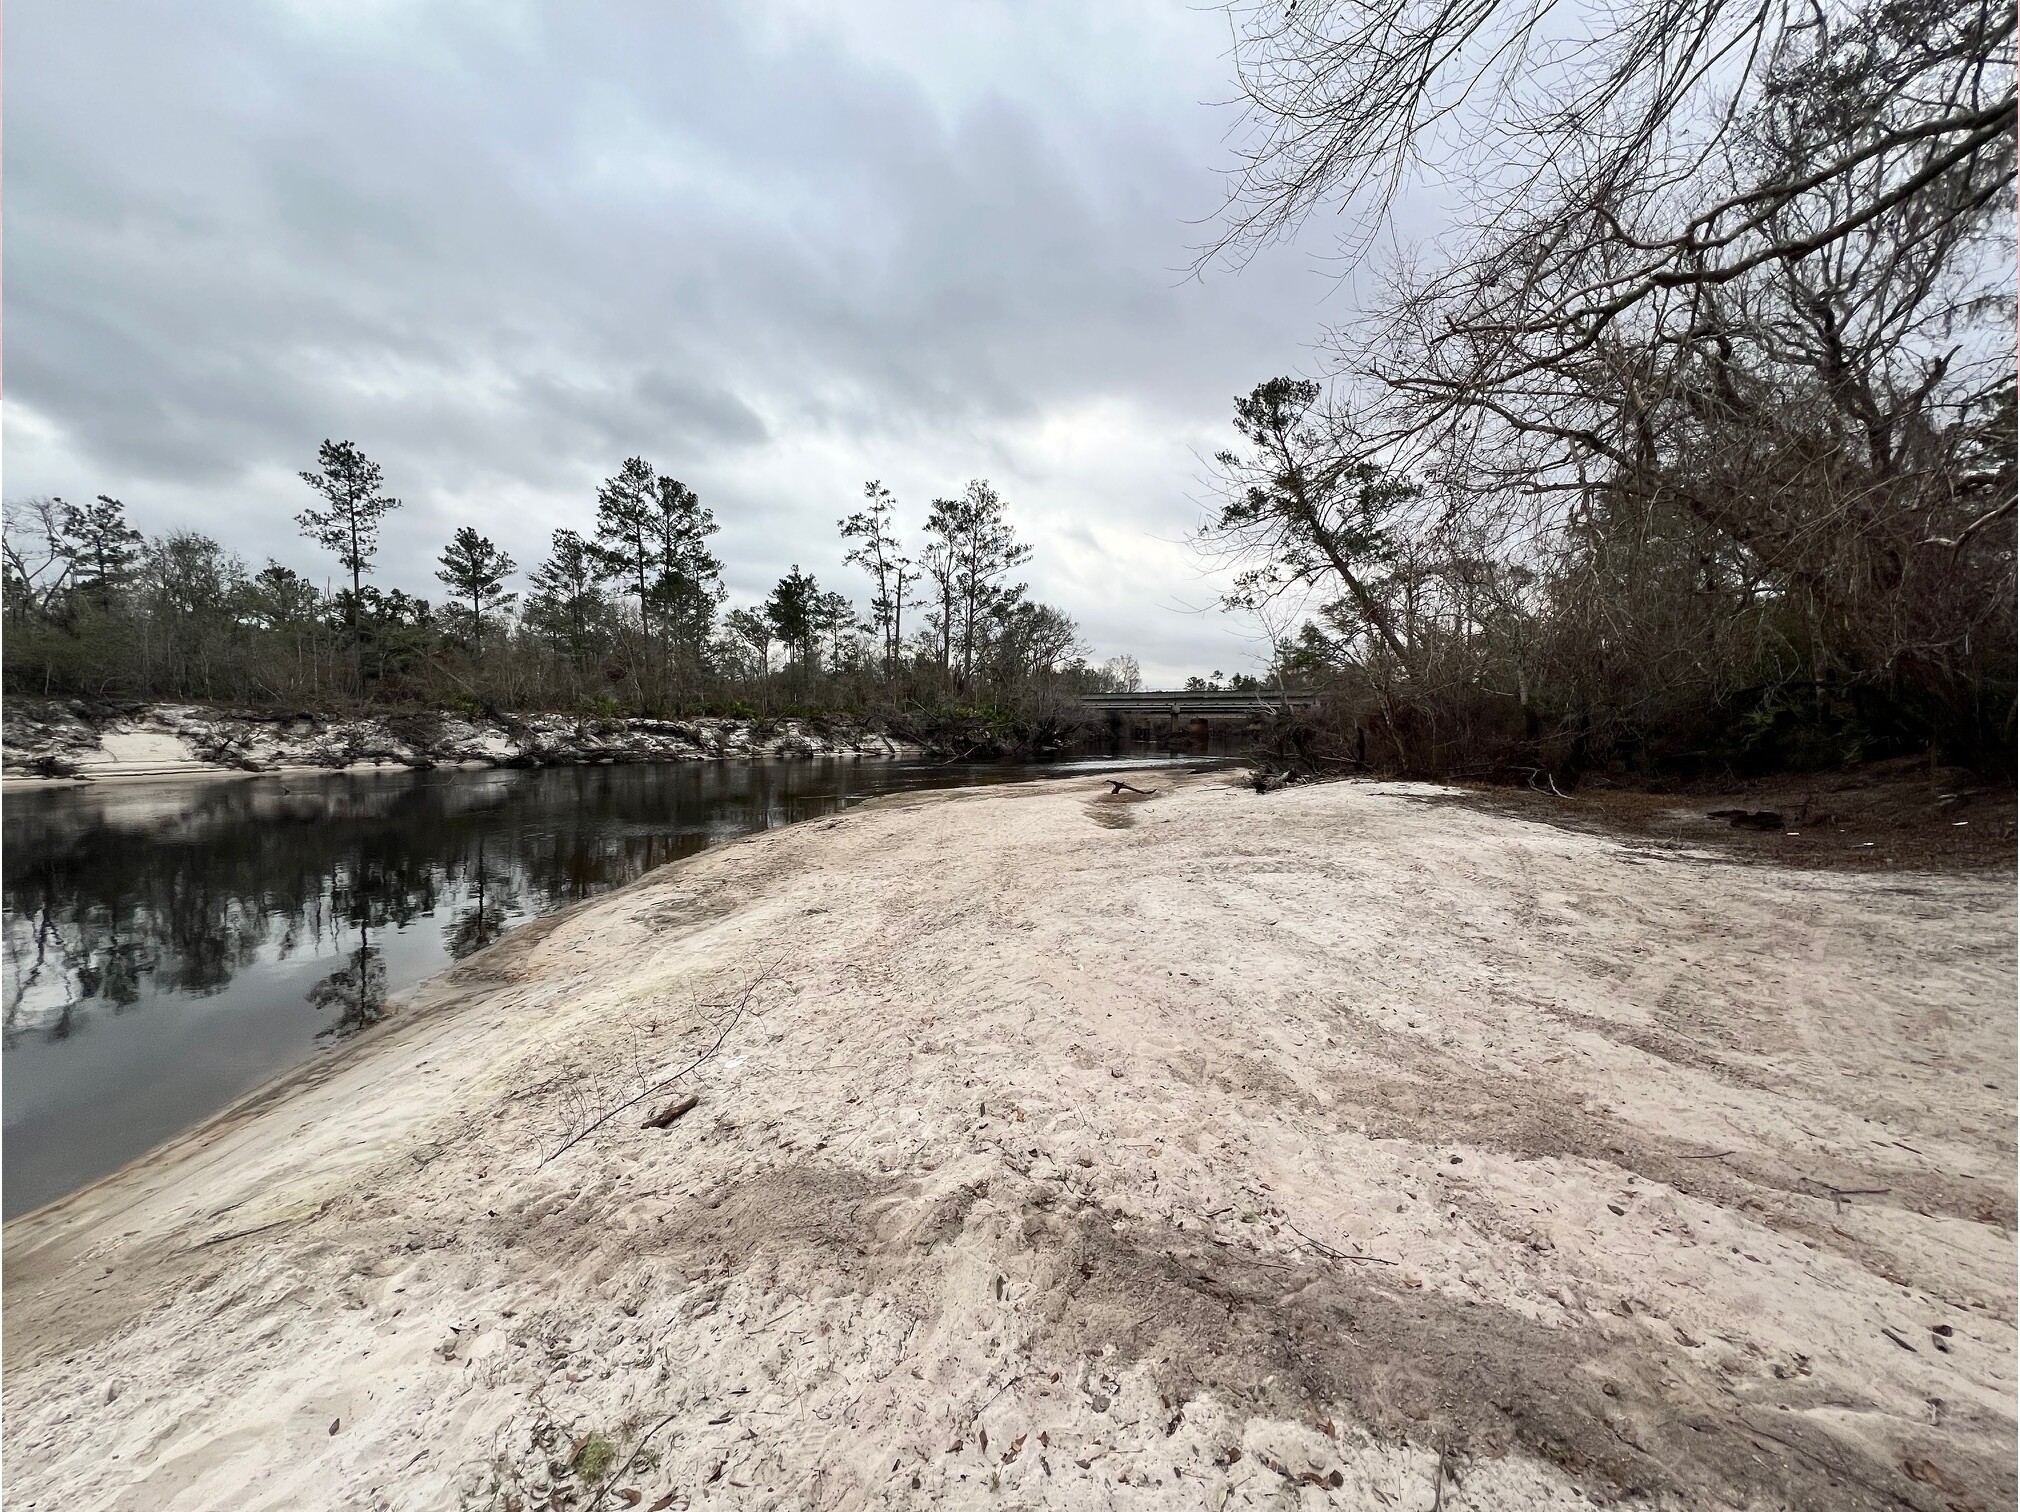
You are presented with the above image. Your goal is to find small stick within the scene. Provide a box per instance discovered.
[1677,1150,1739,1161]
[1286,1220,1398,1265]
[191,1216,299,1250]
[1798,1178,1890,1214]
[1879,1327,1918,1353]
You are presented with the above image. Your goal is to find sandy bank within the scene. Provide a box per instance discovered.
[1,701,916,784]
[4,773,2014,1510]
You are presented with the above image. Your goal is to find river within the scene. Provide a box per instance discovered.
[1,754,1187,1217]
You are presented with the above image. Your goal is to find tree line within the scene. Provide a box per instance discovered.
[2,445,1141,719]
[1201,0,2015,777]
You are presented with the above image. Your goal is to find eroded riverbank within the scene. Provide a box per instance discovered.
[2,701,917,782]
[4,772,2014,1509]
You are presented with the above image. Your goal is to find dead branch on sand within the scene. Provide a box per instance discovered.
[1514,767,1576,800]
[543,965,776,1164]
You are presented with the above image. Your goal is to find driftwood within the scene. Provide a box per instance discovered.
[1105,779,1156,796]
[1513,765,1576,799]
[641,1092,701,1130]
[1251,769,1289,793]
[1707,808,1785,830]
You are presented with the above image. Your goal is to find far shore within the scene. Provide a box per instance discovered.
[0,747,922,790]
[5,770,2013,1510]
[2,700,928,787]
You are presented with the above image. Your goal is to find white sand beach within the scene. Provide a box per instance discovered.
[4,772,2013,1510]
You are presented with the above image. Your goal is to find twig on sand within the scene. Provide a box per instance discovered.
[1105,780,1157,796]
[1676,1150,1739,1161]
[1431,1438,1450,1511]
[593,1407,687,1509]
[190,1216,301,1250]
[1798,1177,1891,1213]
[543,965,775,1164]
[1286,1220,1397,1265]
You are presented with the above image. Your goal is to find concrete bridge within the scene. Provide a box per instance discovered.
[1075,689,1318,721]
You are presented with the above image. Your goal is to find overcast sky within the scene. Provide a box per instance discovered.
[6,2,1371,683]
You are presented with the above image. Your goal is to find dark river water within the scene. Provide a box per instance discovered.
[1,755,1179,1218]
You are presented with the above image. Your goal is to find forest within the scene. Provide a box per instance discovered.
[1203,0,2015,779]
[1,451,1140,727]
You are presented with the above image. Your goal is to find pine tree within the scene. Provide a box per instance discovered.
[644,474,723,656]
[434,526,518,647]
[811,590,858,670]
[60,495,144,608]
[590,457,661,634]
[297,440,401,690]
[764,566,821,667]
[591,459,722,659]
[524,528,607,664]
[923,481,1032,686]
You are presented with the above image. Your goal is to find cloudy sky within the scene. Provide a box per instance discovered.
[6,2,1369,683]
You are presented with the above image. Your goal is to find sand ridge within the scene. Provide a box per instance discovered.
[3,772,2013,1509]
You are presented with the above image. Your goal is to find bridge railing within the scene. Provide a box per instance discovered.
[1074,689,1319,716]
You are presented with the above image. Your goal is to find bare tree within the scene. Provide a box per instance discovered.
[1203,0,2016,764]
[3,499,74,622]
[840,480,918,679]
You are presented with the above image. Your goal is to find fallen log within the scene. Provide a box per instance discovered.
[1105,780,1156,796]
[641,1093,701,1130]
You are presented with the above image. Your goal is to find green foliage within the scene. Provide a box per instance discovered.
[592,457,722,653]
[764,565,820,663]
[569,1434,616,1484]
[524,528,612,666]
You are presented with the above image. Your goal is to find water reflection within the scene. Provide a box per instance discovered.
[309,939,386,1040]
[1,754,1186,1216]
[3,764,809,1048]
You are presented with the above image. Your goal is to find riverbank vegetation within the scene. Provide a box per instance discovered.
[2,463,1139,750]
[1203,0,2015,781]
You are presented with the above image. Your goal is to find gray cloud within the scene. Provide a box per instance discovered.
[4,0,1356,681]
